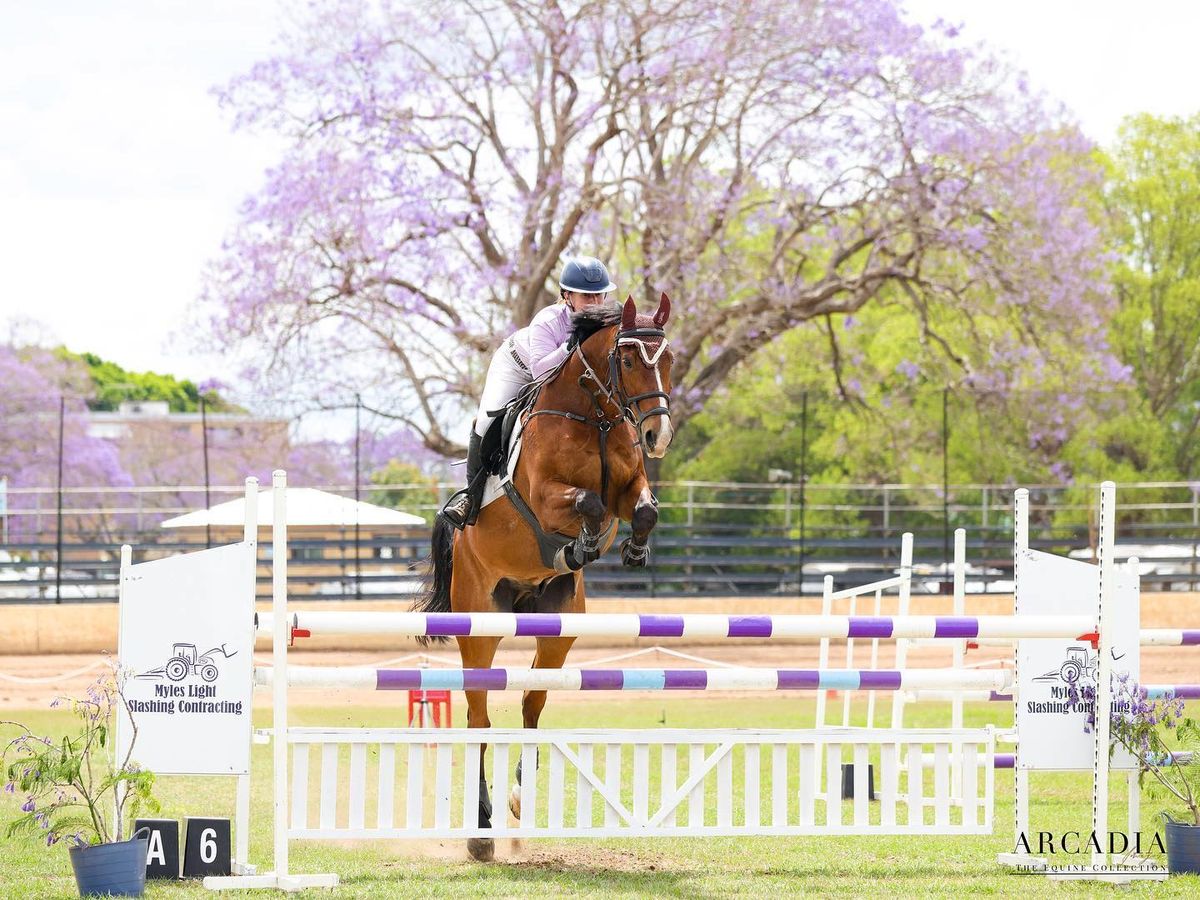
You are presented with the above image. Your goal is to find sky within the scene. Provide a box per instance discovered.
[1,0,1198,396]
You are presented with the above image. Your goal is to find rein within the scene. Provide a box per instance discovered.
[525,324,670,505]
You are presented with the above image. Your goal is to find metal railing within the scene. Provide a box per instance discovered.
[5,481,1200,602]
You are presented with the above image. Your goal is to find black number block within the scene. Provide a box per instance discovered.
[133,818,180,879]
[183,817,231,878]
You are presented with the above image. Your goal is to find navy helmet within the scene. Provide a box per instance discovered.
[559,256,616,294]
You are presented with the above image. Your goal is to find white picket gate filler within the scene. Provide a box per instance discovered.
[115,471,1143,890]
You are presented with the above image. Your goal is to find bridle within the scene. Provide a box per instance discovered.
[525,322,672,503]
[575,325,671,433]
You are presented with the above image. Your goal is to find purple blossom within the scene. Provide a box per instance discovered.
[196,377,229,394]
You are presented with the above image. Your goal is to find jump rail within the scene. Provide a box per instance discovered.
[261,611,1098,641]
[946,629,1199,648]
[256,666,1013,693]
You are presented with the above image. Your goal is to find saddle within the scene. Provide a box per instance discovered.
[482,378,545,477]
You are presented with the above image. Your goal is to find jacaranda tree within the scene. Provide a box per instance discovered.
[201,0,1120,456]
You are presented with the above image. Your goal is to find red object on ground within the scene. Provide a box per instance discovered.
[408,689,452,728]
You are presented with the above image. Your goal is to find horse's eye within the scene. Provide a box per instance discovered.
[623,357,633,369]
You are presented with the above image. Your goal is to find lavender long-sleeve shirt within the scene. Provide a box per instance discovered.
[511,303,574,380]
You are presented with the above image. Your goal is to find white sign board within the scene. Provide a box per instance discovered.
[1015,549,1139,771]
[117,542,256,775]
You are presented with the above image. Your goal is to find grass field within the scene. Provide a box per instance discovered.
[3,696,1198,898]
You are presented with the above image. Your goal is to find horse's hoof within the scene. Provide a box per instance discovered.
[467,838,494,862]
[509,782,522,820]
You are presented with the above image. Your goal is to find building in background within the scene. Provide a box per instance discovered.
[88,400,289,452]
[161,486,428,600]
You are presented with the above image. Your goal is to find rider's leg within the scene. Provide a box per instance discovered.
[442,431,485,529]
[443,344,529,528]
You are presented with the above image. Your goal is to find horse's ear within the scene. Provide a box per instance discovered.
[621,295,637,331]
[654,292,671,327]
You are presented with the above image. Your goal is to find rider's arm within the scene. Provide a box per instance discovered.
[527,305,573,380]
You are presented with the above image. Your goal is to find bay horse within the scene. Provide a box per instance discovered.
[415,293,674,860]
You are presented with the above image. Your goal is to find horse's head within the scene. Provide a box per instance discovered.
[614,293,675,458]
[568,292,676,458]
[619,294,676,458]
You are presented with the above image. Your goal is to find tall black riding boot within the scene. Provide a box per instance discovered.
[442,431,485,530]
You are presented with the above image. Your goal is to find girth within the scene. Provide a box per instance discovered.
[502,479,618,572]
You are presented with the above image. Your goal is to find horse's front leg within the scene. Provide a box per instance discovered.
[510,633,577,819]
[537,483,607,572]
[616,479,657,567]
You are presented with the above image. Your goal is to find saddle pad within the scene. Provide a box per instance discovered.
[480,410,528,509]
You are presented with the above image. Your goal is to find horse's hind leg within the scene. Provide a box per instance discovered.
[458,634,500,861]
[510,632,578,819]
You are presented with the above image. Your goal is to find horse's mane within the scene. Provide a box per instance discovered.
[569,303,623,346]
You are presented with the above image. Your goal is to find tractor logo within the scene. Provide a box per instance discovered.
[1033,645,1098,686]
[137,642,237,683]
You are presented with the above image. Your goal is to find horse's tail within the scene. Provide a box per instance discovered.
[413,512,456,645]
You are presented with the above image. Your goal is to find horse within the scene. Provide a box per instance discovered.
[415,293,674,860]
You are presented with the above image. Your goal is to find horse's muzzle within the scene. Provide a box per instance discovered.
[642,414,673,459]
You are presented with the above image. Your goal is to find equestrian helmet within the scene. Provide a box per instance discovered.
[558,256,617,294]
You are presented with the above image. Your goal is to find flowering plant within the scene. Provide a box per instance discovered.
[1079,674,1200,826]
[3,672,158,847]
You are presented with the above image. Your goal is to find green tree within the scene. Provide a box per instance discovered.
[368,461,441,522]
[1109,113,1200,476]
[58,349,242,413]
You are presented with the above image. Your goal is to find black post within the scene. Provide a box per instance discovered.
[942,387,950,587]
[201,397,212,549]
[354,394,362,601]
[55,395,65,603]
[798,391,808,597]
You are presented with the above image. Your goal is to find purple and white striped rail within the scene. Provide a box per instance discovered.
[254,665,1012,693]
[1141,630,1200,647]
[259,611,1096,641]
[961,629,1199,648]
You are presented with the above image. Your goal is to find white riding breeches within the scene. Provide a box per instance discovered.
[474,339,532,437]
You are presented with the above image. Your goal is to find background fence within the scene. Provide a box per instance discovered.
[5,481,1200,602]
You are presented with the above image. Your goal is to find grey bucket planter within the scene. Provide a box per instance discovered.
[68,829,149,897]
[1163,814,1200,876]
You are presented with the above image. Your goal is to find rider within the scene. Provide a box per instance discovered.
[441,255,617,529]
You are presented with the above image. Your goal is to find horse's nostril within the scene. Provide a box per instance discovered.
[646,429,656,448]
